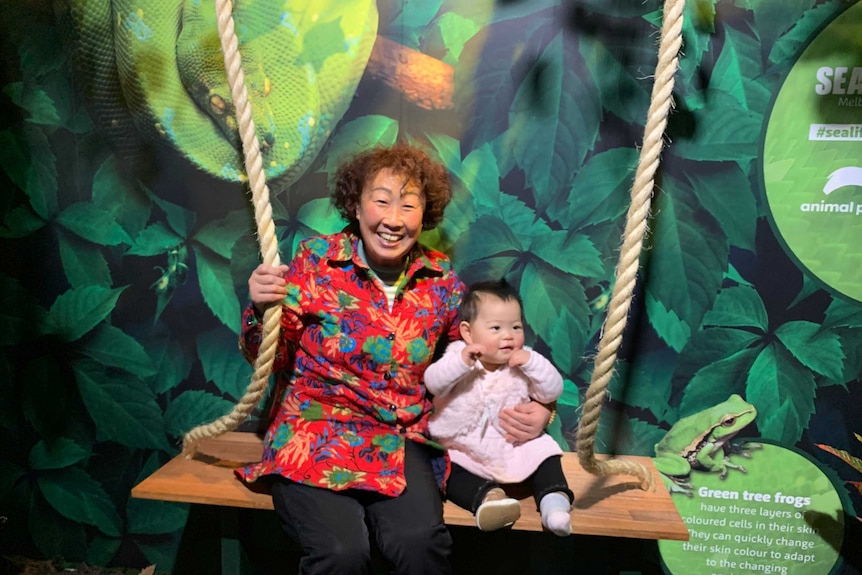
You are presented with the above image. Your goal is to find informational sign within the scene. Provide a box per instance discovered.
[763,1,862,302]
[658,443,846,575]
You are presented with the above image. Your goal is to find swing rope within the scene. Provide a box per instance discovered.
[575,0,684,491]
[183,0,685,492]
[182,0,283,456]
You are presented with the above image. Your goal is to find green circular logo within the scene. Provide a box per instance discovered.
[763,2,862,302]
[658,443,845,575]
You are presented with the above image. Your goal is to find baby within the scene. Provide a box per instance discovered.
[425,279,573,536]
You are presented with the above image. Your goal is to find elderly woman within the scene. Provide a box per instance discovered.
[238,144,550,575]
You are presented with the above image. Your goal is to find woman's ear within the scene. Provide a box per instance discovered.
[459,321,472,343]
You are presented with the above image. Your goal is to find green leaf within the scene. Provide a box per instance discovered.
[319,115,399,176]
[579,36,650,125]
[296,197,347,236]
[702,285,769,331]
[30,491,87,562]
[645,185,728,336]
[775,321,844,381]
[823,297,862,329]
[746,343,816,443]
[680,347,761,414]
[57,231,112,288]
[142,332,193,395]
[164,389,238,438]
[710,26,753,111]
[55,201,133,246]
[194,209,252,259]
[78,323,158,377]
[676,326,763,384]
[521,260,590,346]
[128,222,184,256]
[450,215,523,270]
[148,191,196,238]
[24,125,58,219]
[0,204,45,238]
[719,25,773,111]
[674,1,716,109]
[530,231,603,278]
[194,245,241,333]
[196,328,255,400]
[645,294,692,353]
[73,360,169,451]
[768,0,841,66]
[624,348,676,422]
[91,155,151,237]
[0,274,47,345]
[549,147,636,229]
[670,96,763,163]
[682,165,758,251]
[753,0,820,54]
[126,497,189,535]
[437,11,481,62]
[547,307,586,375]
[3,82,61,125]
[388,0,444,47]
[504,33,601,212]
[618,417,668,457]
[85,535,122,567]
[0,128,29,190]
[29,438,90,470]
[37,467,122,536]
[454,143,500,215]
[46,285,126,342]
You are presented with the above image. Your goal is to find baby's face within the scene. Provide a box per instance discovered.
[465,296,525,368]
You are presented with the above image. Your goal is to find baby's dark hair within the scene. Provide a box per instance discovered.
[459,278,523,323]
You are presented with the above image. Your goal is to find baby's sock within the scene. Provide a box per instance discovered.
[540,491,572,536]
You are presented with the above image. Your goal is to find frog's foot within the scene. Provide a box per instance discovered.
[718,461,749,479]
[661,473,694,497]
[726,441,763,459]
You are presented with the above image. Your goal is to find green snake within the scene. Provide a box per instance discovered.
[68,0,378,184]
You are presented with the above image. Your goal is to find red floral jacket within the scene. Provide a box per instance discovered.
[236,232,465,496]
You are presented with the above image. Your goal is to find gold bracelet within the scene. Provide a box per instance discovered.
[542,401,558,426]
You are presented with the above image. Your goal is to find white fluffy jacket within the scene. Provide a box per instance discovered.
[426,341,564,483]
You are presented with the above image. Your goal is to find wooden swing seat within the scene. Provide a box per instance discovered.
[132,431,688,539]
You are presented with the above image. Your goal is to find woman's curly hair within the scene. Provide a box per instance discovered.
[332,144,452,230]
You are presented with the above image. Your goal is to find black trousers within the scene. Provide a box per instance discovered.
[446,455,573,514]
[270,440,453,575]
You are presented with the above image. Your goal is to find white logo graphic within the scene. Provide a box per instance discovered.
[823,166,862,195]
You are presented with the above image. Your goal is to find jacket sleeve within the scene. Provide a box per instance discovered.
[519,349,564,404]
[423,341,472,397]
[238,242,312,372]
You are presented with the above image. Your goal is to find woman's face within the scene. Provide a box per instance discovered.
[356,168,425,268]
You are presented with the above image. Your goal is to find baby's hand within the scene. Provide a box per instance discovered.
[508,349,531,368]
[461,343,486,366]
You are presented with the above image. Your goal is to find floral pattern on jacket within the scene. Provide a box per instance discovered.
[236,232,465,497]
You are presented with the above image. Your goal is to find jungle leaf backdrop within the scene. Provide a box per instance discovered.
[1,0,861,571]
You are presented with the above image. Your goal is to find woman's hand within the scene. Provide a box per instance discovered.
[498,401,551,445]
[249,264,290,311]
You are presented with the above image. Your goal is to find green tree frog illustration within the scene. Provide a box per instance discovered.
[653,394,759,495]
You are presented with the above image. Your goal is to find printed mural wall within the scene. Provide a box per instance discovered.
[1,0,860,573]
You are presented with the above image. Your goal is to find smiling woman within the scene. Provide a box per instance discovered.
[235,144,554,575]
